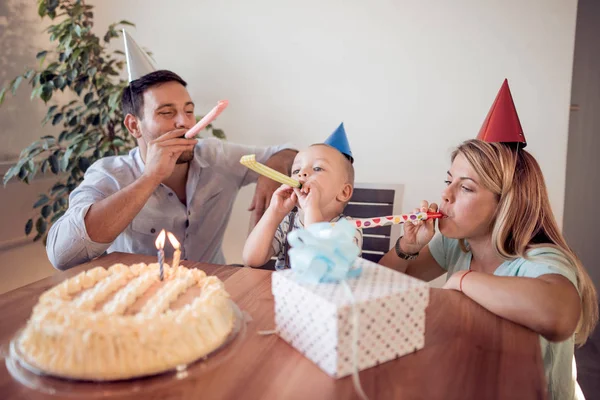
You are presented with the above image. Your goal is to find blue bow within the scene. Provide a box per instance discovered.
[287,218,361,284]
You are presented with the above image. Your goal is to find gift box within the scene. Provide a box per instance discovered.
[272,257,429,378]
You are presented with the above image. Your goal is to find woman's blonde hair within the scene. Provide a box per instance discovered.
[453,139,598,345]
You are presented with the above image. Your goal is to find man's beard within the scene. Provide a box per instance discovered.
[176,149,194,164]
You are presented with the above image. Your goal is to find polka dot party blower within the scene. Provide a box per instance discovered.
[352,212,443,228]
[239,154,443,228]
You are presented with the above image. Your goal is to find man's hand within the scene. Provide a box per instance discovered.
[248,175,281,229]
[142,129,197,184]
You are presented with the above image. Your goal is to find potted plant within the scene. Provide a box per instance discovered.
[1,0,224,243]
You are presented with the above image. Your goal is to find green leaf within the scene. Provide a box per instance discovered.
[30,85,43,100]
[37,0,47,17]
[32,73,41,86]
[75,139,89,155]
[53,76,66,90]
[112,138,125,147]
[36,50,48,60]
[50,210,65,223]
[74,24,82,37]
[11,76,23,95]
[47,105,58,115]
[52,200,60,213]
[25,159,35,172]
[41,205,52,218]
[108,91,121,109]
[87,67,97,77]
[35,217,47,237]
[2,163,20,186]
[18,165,28,180]
[78,157,91,172]
[68,68,78,82]
[25,219,33,235]
[49,154,59,174]
[40,158,49,173]
[118,20,135,27]
[60,147,73,171]
[46,62,60,72]
[84,92,93,105]
[0,87,6,106]
[41,84,53,103]
[47,0,59,12]
[212,128,226,139]
[51,183,65,194]
[33,194,50,208]
[58,130,68,142]
[52,113,63,125]
[74,81,84,96]
[71,48,82,63]
[41,136,55,150]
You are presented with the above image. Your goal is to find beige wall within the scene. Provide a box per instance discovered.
[0,0,58,293]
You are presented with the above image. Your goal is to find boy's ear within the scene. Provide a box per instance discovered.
[124,114,142,139]
[336,183,353,203]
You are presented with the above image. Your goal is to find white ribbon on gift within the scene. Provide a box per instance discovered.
[287,219,369,400]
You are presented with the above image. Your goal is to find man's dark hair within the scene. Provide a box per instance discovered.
[121,70,187,118]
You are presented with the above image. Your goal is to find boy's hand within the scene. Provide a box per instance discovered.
[269,184,298,216]
[294,181,322,212]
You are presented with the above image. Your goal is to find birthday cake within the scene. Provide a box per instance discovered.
[16,263,235,381]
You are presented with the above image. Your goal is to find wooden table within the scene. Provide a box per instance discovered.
[0,253,547,400]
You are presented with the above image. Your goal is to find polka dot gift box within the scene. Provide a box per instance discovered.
[272,257,430,378]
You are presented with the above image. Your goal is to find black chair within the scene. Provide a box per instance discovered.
[345,184,403,263]
[248,183,404,270]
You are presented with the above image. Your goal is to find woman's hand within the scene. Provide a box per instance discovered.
[401,200,438,254]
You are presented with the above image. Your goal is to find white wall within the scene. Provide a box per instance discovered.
[1,1,578,267]
[90,0,576,263]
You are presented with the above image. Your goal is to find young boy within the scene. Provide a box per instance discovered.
[243,123,363,269]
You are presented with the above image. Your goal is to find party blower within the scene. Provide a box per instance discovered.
[184,100,229,139]
[239,154,444,228]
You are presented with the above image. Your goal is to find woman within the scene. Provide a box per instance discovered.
[379,139,598,399]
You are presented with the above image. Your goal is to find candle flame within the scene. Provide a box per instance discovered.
[155,229,166,249]
[166,232,180,249]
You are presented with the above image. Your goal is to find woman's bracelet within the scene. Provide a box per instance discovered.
[459,270,473,292]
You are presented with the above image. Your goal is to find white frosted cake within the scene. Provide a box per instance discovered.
[17,263,235,381]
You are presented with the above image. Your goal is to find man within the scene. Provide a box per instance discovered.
[46,37,295,270]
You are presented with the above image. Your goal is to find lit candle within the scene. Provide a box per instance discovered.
[155,229,166,281]
[166,232,181,269]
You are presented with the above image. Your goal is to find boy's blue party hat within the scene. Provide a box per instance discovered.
[324,122,353,163]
